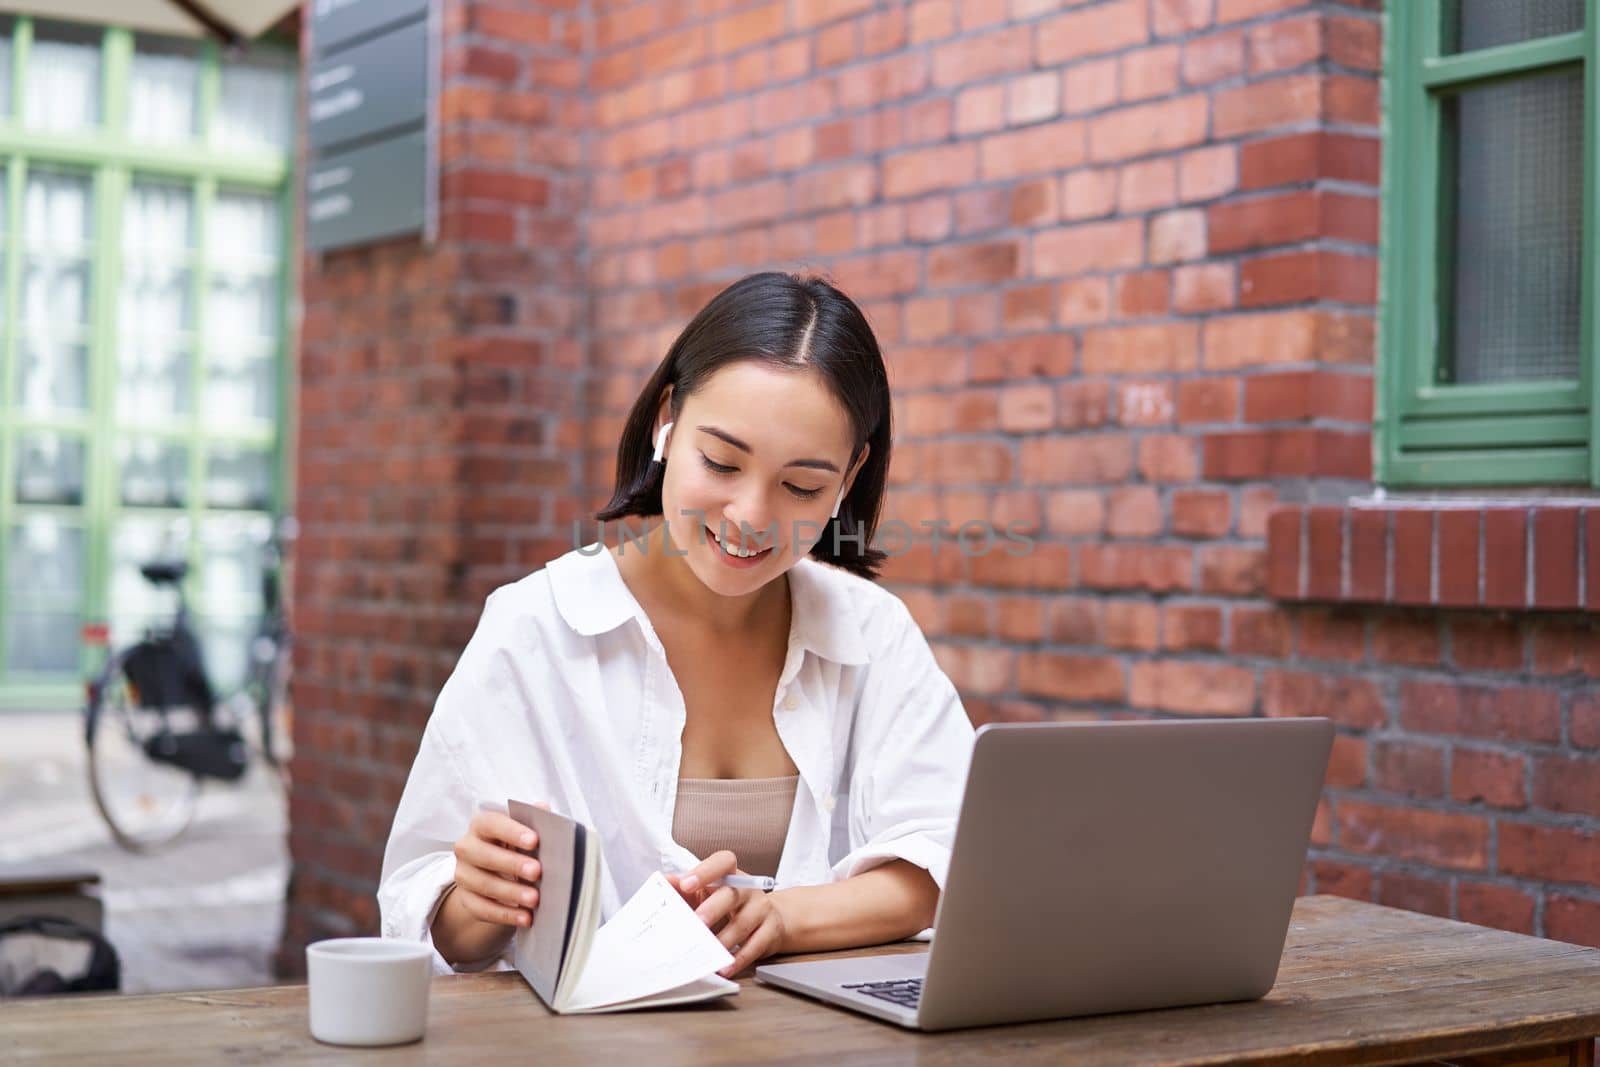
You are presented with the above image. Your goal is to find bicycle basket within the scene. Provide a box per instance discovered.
[121,632,215,715]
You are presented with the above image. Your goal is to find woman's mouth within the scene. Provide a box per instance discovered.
[706,525,774,567]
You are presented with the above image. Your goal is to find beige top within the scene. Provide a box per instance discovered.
[671,775,800,878]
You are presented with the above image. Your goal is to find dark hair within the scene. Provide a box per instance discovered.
[596,272,892,580]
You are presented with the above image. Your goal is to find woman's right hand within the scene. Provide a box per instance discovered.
[446,808,543,929]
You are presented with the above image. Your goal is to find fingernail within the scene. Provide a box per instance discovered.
[682,875,699,892]
[521,834,535,848]
[523,862,537,880]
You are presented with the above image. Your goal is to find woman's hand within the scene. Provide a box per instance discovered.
[665,850,788,978]
[431,807,543,966]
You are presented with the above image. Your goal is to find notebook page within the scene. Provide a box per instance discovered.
[562,872,735,1012]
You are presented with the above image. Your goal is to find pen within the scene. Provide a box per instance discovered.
[712,874,777,892]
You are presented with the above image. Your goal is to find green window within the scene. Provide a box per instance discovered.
[1378,0,1598,486]
[0,17,295,708]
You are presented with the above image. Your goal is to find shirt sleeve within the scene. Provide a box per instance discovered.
[377,591,525,976]
[831,598,976,893]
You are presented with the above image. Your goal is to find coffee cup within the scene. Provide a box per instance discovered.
[306,937,432,1046]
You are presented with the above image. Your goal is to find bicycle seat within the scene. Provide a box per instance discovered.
[139,561,189,585]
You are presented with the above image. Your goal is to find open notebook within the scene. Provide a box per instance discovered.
[506,800,740,1013]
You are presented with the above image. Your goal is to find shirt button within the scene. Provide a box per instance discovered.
[782,693,799,711]
[823,793,837,813]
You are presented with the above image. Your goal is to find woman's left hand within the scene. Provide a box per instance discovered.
[665,849,788,977]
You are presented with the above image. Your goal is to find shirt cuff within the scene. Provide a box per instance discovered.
[830,826,954,894]
[380,853,512,976]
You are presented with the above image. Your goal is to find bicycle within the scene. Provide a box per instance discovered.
[81,517,297,851]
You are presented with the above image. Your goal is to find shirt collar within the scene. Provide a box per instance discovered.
[547,544,869,666]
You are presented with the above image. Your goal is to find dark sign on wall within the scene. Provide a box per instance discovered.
[305,0,436,252]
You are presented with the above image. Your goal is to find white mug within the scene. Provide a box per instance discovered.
[306,938,432,1046]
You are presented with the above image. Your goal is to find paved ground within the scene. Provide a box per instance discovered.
[0,711,288,994]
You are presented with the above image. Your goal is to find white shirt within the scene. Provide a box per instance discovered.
[378,543,975,974]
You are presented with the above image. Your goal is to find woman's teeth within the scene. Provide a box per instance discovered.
[711,529,768,558]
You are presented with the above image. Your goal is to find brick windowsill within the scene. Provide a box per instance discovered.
[1267,503,1600,612]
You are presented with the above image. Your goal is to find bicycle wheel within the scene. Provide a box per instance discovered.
[86,655,202,851]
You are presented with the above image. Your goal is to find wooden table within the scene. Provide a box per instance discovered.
[6,896,1600,1065]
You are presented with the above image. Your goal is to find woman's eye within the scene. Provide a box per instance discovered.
[699,454,824,500]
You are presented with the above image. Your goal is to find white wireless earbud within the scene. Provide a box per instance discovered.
[831,489,844,520]
[651,421,674,463]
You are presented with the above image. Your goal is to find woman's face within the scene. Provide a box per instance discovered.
[656,361,865,597]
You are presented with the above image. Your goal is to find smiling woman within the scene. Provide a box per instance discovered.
[379,272,975,982]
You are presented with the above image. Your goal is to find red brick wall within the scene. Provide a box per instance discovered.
[281,0,588,972]
[282,0,1600,972]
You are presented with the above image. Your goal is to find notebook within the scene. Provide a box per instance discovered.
[505,799,740,1013]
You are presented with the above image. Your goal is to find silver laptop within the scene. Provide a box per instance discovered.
[755,716,1334,1031]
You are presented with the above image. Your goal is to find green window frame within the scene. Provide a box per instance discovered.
[1377,0,1599,487]
[0,16,296,709]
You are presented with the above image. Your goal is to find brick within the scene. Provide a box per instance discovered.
[1056,278,1112,326]
[1498,824,1600,887]
[1531,756,1600,818]
[1177,144,1235,203]
[1163,602,1223,651]
[1048,595,1103,642]
[1148,209,1206,263]
[1154,0,1214,37]
[1297,609,1366,662]
[1078,544,1193,593]
[979,120,1087,180]
[1018,652,1125,702]
[1007,71,1061,125]
[1081,324,1199,375]
[1063,58,1120,116]
[1003,284,1056,329]
[1203,428,1366,480]
[1120,45,1180,101]
[1324,734,1366,788]
[1399,681,1561,744]
[1546,896,1600,949]
[1117,160,1177,213]
[1262,669,1384,728]
[1373,741,1445,799]
[1240,250,1376,306]
[1372,617,1440,667]
[1020,434,1133,484]
[1061,168,1118,219]
[1137,434,1200,481]
[1182,30,1245,85]
[998,383,1055,432]
[1587,508,1600,611]
[1230,606,1291,657]
[1435,510,1480,608]
[884,143,976,198]
[1171,489,1231,538]
[1266,507,1301,598]
[1198,545,1264,595]
[1391,510,1432,605]
[1088,95,1209,163]
[1248,13,1321,74]
[1449,618,1525,672]
[1240,132,1381,190]
[1483,508,1529,609]
[933,25,1032,85]
[1213,74,1320,137]
[1107,486,1163,537]
[1347,507,1386,601]
[1530,622,1600,677]
[1176,377,1238,424]
[928,240,1021,288]
[1054,379,1112,427]
[1130,659,1255,715]
[1576,696,1600,749]
[1532,508,1580,609]
[972,334,1075,381]
[1451,749,1526,810]
[1457,882,1536,935]
[1201,310,1318,370]
[1208,191,1317,253]
[1103,599,1160,649]
[1305,506,1342,600]
[1337,801,1490,871]
[1311,860,1373,901]
[1116,380,1175,426]
[955,83,1006,135]
[1172,262,1236,312]
[1034,218,1145,276]
[1036,0,1149,65]
[1376,872,1452,920]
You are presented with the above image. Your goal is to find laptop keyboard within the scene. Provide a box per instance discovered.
[842,977,922,1009]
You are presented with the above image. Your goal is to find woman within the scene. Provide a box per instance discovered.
[378,272,975,979]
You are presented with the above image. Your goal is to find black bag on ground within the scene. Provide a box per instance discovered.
[0,916,121,996]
